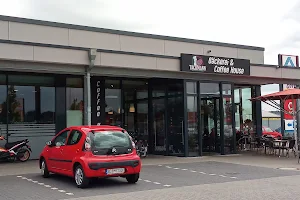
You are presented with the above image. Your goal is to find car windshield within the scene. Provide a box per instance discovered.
[264,127,273,132]
[91,131,132,149]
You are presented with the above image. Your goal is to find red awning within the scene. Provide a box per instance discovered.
[251,88,300,101]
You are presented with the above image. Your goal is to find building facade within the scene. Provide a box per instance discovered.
[0,15,300,159]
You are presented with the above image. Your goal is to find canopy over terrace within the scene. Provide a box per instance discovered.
[251,88,300,156]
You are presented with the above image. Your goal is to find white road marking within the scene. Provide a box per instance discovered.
[144,180,151,183]
[166,166,172,168]
[182,169,188,171]
[199,172,206,174]
[163,185,172,187]
[158,165,162,167]
[230,177,238,179]
[173,168,179,170]
[190,170,197,173]
[139,178,142,181]
[219,175,227,178]
[209,174,216,176]
[153,182,161,185]
[18,176,74,195]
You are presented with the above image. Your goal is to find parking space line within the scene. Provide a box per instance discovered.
[139,178,172,187]
[16,176,75,196]
[160,165,238,180]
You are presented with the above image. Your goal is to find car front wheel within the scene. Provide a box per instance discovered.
[41,159,50,178]
[126,173,139,184]
[74,165,90,188]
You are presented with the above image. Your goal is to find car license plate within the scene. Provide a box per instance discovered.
[106,168,125,175]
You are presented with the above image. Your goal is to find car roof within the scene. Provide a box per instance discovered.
[68,125,126,133]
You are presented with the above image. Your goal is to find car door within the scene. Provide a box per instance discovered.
[62,129,83,173]
[48,129,70,171]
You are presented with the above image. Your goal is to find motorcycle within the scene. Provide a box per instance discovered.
[135,139,148,158]
[0,134,32,162]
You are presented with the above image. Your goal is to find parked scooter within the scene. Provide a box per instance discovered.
[135,139,148,158]
[0,134,32,162]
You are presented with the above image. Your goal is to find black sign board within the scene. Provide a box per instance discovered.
[180,54,250,76]
[91,77,104,125]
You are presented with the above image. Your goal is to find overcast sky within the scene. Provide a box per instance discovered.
[1,0,299,111]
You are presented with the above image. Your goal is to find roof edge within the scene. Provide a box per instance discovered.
[0,15,265,51]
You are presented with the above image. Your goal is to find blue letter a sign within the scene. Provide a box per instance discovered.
[284,57,295,67]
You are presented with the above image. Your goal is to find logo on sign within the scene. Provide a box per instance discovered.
[190,56,206,71]
[280,54,299,67]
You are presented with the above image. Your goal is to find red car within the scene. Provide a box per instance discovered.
[262,126,282,139]
[39,125,141,188]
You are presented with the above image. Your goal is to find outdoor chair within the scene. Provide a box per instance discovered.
[278,140,289,157]
[286,139,296,158]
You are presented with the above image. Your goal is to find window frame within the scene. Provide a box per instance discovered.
[52,129,70,147]
[67,129,83,146]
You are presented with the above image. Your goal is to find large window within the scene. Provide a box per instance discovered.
[66,77,83,127]
[222,84,234,153]
[168,80,184,156]
[186,81,198,156]
[7,74,55,159]
[105,80,121,126]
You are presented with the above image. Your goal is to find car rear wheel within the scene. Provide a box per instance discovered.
[41,159,50,178]
[74,165,90,188]
[126,173,139,184]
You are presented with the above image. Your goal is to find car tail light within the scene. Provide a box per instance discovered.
[84,136,92,151]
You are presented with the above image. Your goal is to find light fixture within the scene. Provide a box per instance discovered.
[129,104,135,113]
[118,107,121,113]
[108,111,113,115]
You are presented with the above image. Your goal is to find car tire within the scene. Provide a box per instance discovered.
[74,165,90,188]
[126,173,139,184]
[41,159,50,178]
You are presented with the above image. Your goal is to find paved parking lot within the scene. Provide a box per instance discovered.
[1,160,300,200]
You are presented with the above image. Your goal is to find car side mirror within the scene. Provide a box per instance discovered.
[46,141,52,146]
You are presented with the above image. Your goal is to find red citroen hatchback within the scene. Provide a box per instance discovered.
[39,126,141,188]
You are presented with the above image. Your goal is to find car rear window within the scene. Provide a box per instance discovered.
[88,130,133,155]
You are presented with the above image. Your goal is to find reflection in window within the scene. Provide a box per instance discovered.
[105,80,121,126]
[40,87,55,123]
[187,95,198,156]
[0,75,7,127]
[66,78,83,127]
[223,84,233,153]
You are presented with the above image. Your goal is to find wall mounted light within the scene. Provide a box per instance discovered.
[129,104,135,113]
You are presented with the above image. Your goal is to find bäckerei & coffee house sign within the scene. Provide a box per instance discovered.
[180,54,250,76]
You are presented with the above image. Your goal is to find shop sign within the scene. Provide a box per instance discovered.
[91,77,102,125]
[284,99,296,120]
[180,54,250,76]
[278,54,299,67]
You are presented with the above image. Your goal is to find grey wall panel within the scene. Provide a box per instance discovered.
[238,49,264,64]
[9,22,69,45]
[120,35,165,55]
[202,44,238,58]
[0,20,8,40]
[69,29,121,50]
[0,43,33,61]
[164,40,204,57]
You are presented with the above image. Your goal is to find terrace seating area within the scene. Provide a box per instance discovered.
[238,134,300,162]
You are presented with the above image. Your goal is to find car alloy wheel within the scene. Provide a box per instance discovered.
[75,168,84,186]
[41,161,45,175]
[74,165,90,188]
[41,160,50,178]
